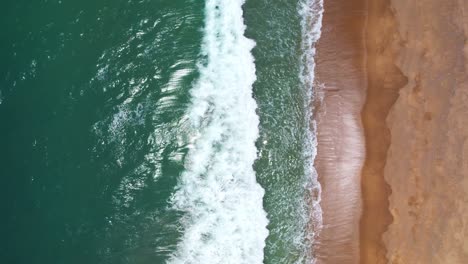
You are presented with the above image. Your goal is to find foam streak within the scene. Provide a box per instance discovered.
[298,0,324,262]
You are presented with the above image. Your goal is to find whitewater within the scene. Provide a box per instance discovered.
[169,0,324,263]
[169,0,269,263]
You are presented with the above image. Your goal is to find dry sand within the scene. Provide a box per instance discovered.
[314,0,468,263]
[381,0,468,263]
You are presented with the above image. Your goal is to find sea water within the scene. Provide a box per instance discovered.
[0,0,323,263]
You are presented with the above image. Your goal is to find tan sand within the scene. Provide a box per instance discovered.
[313,0,367,263]
[314,0,468,263]
[360,0,405,263]
[380,0,468,263]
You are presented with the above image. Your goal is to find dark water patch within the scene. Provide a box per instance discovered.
[0,1,203,263]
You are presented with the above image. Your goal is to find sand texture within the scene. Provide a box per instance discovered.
[360,0,406,262]
[381,0,468,263]
[314,0,366,263]
[314,0,468,263]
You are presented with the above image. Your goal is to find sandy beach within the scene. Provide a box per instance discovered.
[313,0,367,262]
[314,0,468,263]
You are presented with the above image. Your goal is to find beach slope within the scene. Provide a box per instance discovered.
[314,0,468,263]
[314,0,366,263]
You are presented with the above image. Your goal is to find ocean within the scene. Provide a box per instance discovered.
[0,0,323,263]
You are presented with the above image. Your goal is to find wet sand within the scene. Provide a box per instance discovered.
[314,0,468,263]
[313,0,367,263]
[359,0,405,262]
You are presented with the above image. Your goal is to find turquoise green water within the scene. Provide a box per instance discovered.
[245,1,316,262]
[0,0,321,263]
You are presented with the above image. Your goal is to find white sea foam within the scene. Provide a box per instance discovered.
[298,0,324,262]
[169,0,268,263]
